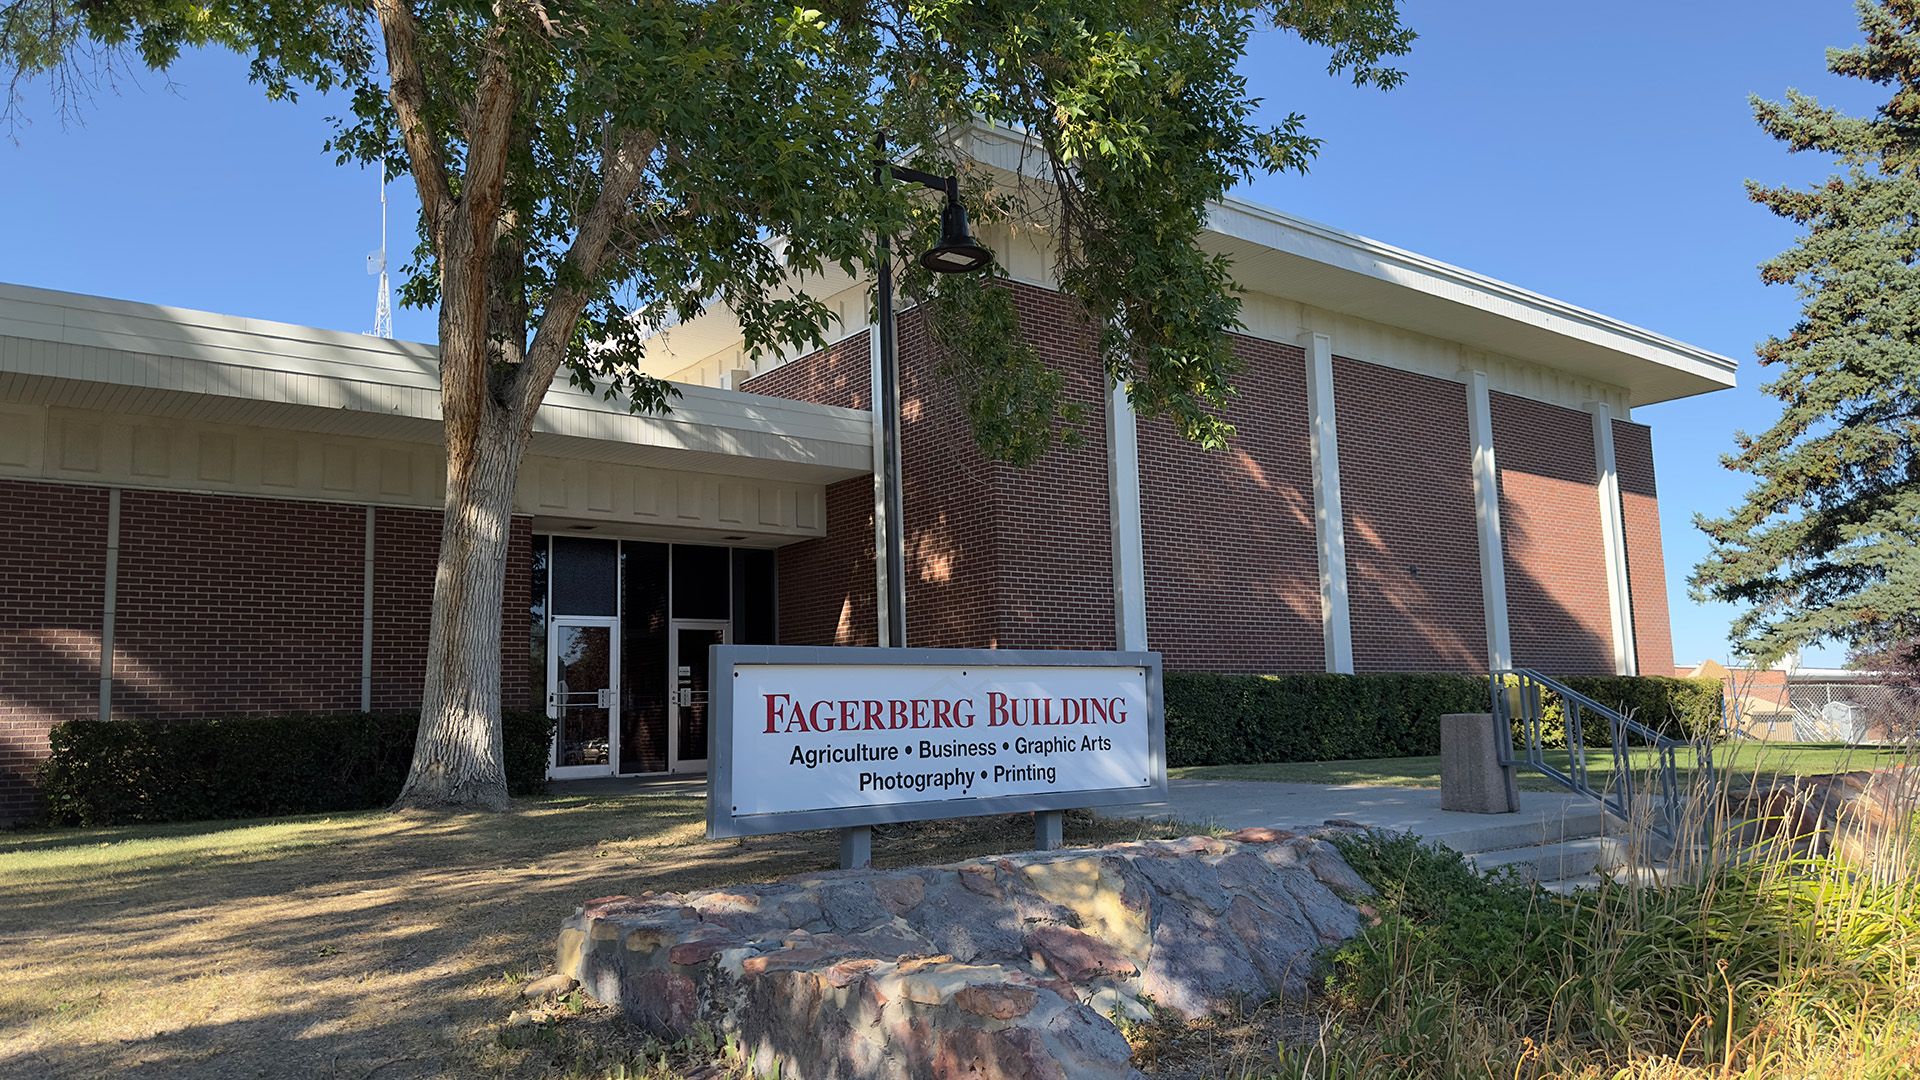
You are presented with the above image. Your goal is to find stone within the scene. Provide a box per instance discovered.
[899,964,1010,1005]
[820,880,890,932]
[1280,870,1363,944]
[907,878,1025,963]
[742,947,836,975]
[873,875,926,916]
[1439,713,1520,814]
[1224,894,1320,998]
[954,984,1040,1020]
[1322,819,1367,829]
[1131,849,1230,914]
[1003,1028,1072,1080]
[625,970,698,1038]
[1025,926,1139,983]
[1306,840,1374,896]
[1207,849,1277,895]
[822,958,884,988]
[933,1026,1038,1080]
[1043,1002,1139,1079]
[1085,987,1151,1023]
[960,864,1002,897]
[667,937,744,966]
[555,927,585,978]
[1223,827,1296,844]
[1138,903,1264,1017]
[522,973,578,1000]
[1017,858,1150,962]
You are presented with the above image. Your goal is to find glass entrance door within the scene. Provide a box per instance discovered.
[667,620,728,773]
[548,617,620,778]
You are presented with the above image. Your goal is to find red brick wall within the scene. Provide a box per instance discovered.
[744,330,871,410]
[905,288,1115,650]
[0,480,108,822]
[113,491,366,719]
[372,507,532,711]
[1137,335,1323,672]
[742,331,880,646]
[1333,358,1489,673]
[1614,419,1676,675]
[1490,393,1615,674]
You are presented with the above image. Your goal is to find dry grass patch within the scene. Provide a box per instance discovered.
[0,781,1178,1079]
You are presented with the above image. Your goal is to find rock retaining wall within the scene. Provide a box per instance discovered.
[557,827,1375,1080]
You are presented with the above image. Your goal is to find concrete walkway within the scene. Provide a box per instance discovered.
[1090,779,1606,856]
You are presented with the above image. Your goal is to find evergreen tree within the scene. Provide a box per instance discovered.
[1693,0,1920,666]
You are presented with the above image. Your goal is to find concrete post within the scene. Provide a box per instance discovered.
[1440,713,1519,814]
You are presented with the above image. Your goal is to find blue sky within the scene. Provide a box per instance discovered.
[0,2,1885,669]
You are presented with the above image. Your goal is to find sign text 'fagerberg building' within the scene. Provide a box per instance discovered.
[0,126,1736,821]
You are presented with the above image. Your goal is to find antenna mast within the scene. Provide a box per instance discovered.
[368,165,393,339]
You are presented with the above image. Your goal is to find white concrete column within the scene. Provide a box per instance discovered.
[1301,333,1354,674]
[1588,402,1638,675]
[362,506,376,710]
[868,327,893,646]
[98,487,121,722]
[1466,370,1513,672]
[1106,378,1148,652]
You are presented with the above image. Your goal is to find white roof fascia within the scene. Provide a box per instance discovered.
[950,122,1738,408]
[0,282,871,482]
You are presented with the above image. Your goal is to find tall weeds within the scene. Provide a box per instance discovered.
[1276,747,1920,1080]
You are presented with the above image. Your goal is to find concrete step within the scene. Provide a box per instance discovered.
[1464,836,1626,882]
[1423,804,1609,857]
[1540,873,1605,895]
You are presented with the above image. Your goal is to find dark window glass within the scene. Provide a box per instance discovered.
[551,536,618,616]
[732,548,777,645]
[530,536,549,712]
[671,544,730,620]
[620,542,669,773]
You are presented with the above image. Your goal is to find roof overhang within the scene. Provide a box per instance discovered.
[0,282,872,485]
[956,124,1737,409]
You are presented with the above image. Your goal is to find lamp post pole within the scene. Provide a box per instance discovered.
[840,158,993,872]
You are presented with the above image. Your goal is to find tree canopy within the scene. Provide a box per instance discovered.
[2,0,1414,807]
[1693,0,1920,666]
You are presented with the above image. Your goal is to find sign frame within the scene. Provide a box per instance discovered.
[705,645,1166,839]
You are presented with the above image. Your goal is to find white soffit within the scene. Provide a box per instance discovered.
[1201,200,1736,408]
[0,282,872,484]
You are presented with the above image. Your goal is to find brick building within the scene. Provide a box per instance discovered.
[0,129,1734,819]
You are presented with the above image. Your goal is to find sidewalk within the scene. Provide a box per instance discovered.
[1090,778,1605,856]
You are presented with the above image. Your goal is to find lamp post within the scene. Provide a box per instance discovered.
[837,163,991,872]
[874,163,992,649]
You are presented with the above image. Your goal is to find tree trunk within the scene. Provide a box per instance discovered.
[392,398,526,811]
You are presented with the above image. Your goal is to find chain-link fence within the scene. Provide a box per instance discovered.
[1789,682,1920,743]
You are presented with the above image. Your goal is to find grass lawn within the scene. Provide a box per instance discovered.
[1170,741,1912,792]
[0,787,1183,1080]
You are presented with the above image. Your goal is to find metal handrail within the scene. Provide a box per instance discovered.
[1491,669,1713,843]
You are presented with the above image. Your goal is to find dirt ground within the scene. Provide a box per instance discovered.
[0,788,1259,1079]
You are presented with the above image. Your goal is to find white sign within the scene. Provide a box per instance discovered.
[708,649,1162,835]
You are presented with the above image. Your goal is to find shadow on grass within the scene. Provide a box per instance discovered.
[0,791,1177,1079]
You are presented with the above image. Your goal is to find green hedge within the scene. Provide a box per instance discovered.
[1165,672,1725,767]
[1165,673,1489,766]
[38,709,554,827]
[1542,675,1725,746]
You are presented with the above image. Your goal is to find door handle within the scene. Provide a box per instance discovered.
[678,688,692,707]
[597,688,615,709]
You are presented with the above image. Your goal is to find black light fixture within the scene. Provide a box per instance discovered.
[921,196,992,274]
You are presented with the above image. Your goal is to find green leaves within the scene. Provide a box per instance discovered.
[1694,0,1920,666]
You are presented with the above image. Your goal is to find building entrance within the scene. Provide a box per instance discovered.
[533,535,775,778]
[669,621,728,773]
[547,617,620,777]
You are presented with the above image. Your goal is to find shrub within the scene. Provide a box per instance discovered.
[1164,671,1727,766]
[1163,672,1488,766]
[38,709,554,826]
